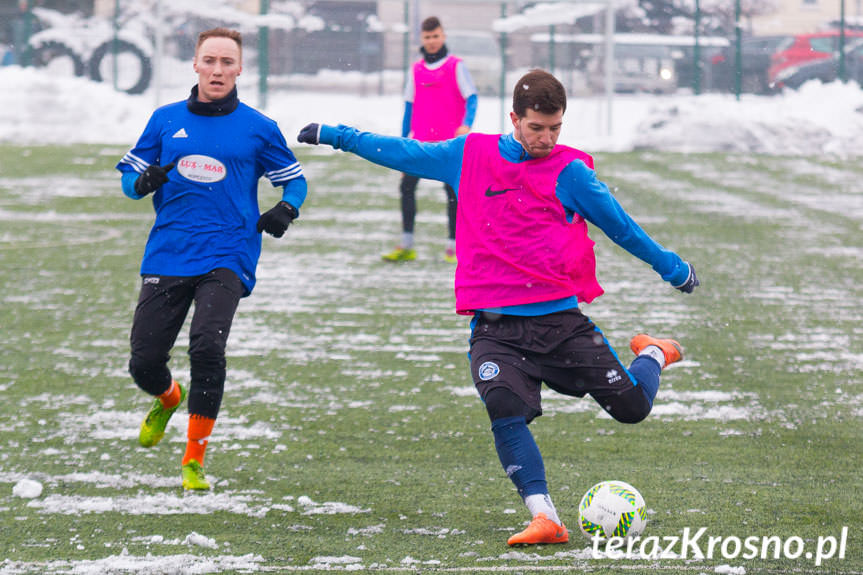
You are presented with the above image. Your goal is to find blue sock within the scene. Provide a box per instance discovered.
[491,416,547,498]
[628,355,662,405]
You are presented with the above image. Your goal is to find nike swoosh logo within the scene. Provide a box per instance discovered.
[485,186,519,197]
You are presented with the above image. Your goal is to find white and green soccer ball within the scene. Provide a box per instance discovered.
[578,480,647,541]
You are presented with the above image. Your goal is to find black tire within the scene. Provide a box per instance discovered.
[30,40,86,77]
[88,39,152,95]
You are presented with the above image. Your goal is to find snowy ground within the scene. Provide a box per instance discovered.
[1,65,861,575]
[1,65,863,156]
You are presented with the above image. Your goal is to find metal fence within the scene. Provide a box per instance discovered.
[3,0,861,107]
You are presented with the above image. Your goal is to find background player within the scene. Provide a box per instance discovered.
[383,16,478,264]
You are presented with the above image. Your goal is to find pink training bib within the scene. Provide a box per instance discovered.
[454,133,604,314]
[411,56,466,142]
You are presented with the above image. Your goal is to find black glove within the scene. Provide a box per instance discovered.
[674,263,700,293]
[257,201,298,238]
[134,162,174,197]
[297,123,320,145]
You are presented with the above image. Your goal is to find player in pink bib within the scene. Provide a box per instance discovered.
[298,70,699,546]
[382,16,478,264]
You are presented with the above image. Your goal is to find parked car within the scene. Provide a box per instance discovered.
[710,35,793,94]
[674,43,729,92]
[773,39,863,90]
[768,30,863,85]
[587,42,678,94]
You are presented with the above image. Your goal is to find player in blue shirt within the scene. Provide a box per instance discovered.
[116,27,307,490]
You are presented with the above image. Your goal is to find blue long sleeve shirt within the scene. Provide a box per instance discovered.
[117,100,307,296]
[319,124,690,315]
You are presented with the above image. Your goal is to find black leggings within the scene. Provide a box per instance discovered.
[128,268,243,419]
[399,173,457,240]
[484,385,651,426]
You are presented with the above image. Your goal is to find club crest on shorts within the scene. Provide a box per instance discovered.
[478,361,500,381]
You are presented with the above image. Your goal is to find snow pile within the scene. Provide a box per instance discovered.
[634,81,863,156]
[1,64,863,157]
[183,532,218,549]
[10,553,266,574]
[0,67,151,145]
[297,495,371,515]
[12,478,43,499]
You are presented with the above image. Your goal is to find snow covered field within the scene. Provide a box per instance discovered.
[1,65,861,574]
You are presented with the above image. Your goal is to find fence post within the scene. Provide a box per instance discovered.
[734,0,741,100]
[499,2,508,133]
[605,0,615,136]
[112,0,120,91]
[693,0,701,94]
[153,0,163,106]
[259,0,270,110]
[19,0,35,66]
[839,0,847,82]
[403,0,409,84]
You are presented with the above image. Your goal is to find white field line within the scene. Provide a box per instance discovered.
[3,557,858,575]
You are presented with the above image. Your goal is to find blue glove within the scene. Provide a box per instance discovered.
[674,263,699,293]
[134,162,174,197]
[297,123,321,145]
[256,201,298,238]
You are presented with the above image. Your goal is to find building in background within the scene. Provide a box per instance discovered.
[270,1,382,75]
[5,0,862,98]
[751,0,858,35]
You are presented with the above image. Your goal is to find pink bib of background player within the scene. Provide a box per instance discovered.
[410,56,466,142]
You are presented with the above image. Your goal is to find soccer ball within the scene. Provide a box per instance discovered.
[578,480,647,541]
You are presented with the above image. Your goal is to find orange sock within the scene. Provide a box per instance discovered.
[183,414,215,466]
[158,380,181,409]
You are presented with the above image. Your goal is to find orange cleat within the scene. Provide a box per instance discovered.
[630,333,683,367]
[507,513,569,546]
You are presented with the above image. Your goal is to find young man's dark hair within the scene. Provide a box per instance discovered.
[421,16,442,32]
[512,69,567,117]
[297,69,699,546]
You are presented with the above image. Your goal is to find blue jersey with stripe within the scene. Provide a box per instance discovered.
[117,100,307,296]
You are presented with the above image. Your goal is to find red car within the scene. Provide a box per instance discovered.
[768,30,863,84]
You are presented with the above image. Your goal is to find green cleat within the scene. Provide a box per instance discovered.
[182,459,211,491]
[381,247,416,262]
[138,382,186,448]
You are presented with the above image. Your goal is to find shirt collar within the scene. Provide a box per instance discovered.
[186,85,239,116]
[499,133,533,162]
